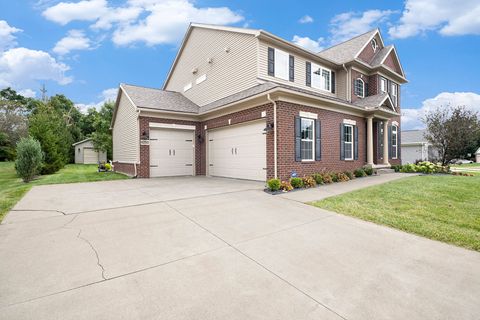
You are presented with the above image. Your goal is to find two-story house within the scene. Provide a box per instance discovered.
[111,23,407,181]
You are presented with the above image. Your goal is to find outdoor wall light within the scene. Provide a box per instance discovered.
[141,130,149,140]
[264,123,274,133]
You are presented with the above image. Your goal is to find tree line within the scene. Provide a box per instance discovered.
[0,87,114,175]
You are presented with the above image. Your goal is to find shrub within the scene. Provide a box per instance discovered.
[364,167,374,176]
[344,171,354,180]
[337,172,350,182]
[400,163,417,173]
[280,181,293,191]
[354,168,367,177]
[267,178,281,191]
[302,176,316,188]
[391,165,402,172]
[331,172,339,182]
[312,173,324,185]
[322,173,333,184]
[15,137,43,182]
[290,177,304,188]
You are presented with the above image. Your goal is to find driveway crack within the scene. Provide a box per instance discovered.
[77,229,107,280]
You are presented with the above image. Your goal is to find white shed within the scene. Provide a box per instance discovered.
[73,138,107,164]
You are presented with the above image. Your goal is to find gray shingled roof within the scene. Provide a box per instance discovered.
[353,93,389,108]
[317,29,377,64]
[401,130,427,144]
[370,45,392,66]
[122,83,199,114]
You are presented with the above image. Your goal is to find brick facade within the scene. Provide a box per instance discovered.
[113,162,137,176]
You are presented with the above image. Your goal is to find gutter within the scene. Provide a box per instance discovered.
[266,94,278,179]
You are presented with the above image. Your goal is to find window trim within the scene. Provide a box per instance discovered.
[371,39,378,52]
[354,78,365,98]
[310,63,332,93]
[380,76,387,94]
[391,125,398,159]
[300,117,315,161]
[344,124,354,161]
[273,48,289,81]
[390,82,398,106]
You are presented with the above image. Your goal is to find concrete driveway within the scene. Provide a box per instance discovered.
[1,176,479,319]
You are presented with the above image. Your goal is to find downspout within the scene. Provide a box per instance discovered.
[342,63,350,102]
[266,94,278,179]
[134,109,141,178]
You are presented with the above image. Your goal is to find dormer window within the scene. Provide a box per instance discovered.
[354,78,365,98]
[371,39,378,52]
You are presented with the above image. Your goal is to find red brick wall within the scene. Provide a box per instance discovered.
[358,34,381,64]
[368,74,378,96]
[384,51,402,75]
[113,162,137,176]
[275,101,367,180]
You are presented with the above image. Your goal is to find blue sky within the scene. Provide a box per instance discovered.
[1,0,479,129]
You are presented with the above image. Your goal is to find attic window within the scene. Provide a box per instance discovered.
[371,39,378,52]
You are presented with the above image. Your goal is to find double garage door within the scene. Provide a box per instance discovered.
[149,120,266,181]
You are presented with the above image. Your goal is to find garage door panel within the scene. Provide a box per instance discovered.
[208,121,266,181]
[150,128,194,177]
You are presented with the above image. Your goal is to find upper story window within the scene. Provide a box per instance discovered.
[371,39,378,52]
[380,77,387,93]
[391,125,398,159]
[390,82,398,106]
[311,63,331,92]
[354,78,365,98]
[300,118,315,161]
[268,47,294,82]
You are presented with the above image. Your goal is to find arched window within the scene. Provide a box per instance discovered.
[354,78,365,98]
[371,38,378,52]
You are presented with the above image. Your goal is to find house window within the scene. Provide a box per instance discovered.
[274,48,289,80]
[343,124,354,160]
[371,39,378,52]
[380,77,387,93]
[391,125,398,159]
[390,82,398,106]
[300,118,315,161]
[311,63,332,92]
[354,78,365,98]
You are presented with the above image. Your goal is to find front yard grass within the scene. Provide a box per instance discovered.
[451,163,480,168]
[0,162,128,222]
[311,175,480,251]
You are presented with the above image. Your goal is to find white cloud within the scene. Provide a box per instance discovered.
[53,29,92,55]
[402,92,480,129]
[0,20,22,51]
[75,87,118,112]
[18,88,37,98]
[112,0,244,46]
[42,0,108,25]
[0,47,72,90]
[91,6,143,30]
[330,10,395,44]
[389,0,480,39]
[292,35,325,52]
[299,15,314,24]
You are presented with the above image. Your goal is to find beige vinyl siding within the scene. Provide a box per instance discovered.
[336,69,348,101]
[258,40,340,99]
[165,28,258,106]
[113,91,139,163]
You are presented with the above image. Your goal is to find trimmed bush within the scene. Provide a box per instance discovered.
[364,167,374,176]
[322,173,333,184]
[267,178,281,191]
[354,168,367,177]
[400,163,417,173]
[280,181,293,191]
[302,176,316,188]
[15,137,43,182]
[331,172,339,182]
[337,172,350,182]
[312,173,324,185]
[391,165,402,172]
[290,177,304,188]
[344,171,354,180]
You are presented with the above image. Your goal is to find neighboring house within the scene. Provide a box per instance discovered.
[73,138,107,164]
[401,129,438,164]
[111,23,407,181]
[476,147,480,163]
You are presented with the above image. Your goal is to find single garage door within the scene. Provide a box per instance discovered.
[83,148,99,164]
[208,120,266,181]
[150,128,194,177]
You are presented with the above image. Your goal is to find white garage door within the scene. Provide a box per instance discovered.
[83,148,99,164]
[208,120,266,181]
[150,128,194,177]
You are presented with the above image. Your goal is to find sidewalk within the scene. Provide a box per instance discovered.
[279,173,417,203]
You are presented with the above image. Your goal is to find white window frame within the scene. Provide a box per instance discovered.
[371,38,378,52]
[380,77,387,93]
[344,124,354,161]
[274,48,289,81]
[300,117,315,161]
[354,78,365,98]
[390,82,398,106]
[391,125,398,159]
[311,63,332,92]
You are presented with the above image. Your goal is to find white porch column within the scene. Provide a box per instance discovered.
[383,120,390,165]
[367,117,374,165]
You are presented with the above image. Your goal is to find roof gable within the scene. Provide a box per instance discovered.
[382,47,404,77]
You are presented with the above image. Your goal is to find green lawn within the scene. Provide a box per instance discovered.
[0,162,129,222]
[311,175,480,251]
[451,163,480,168]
